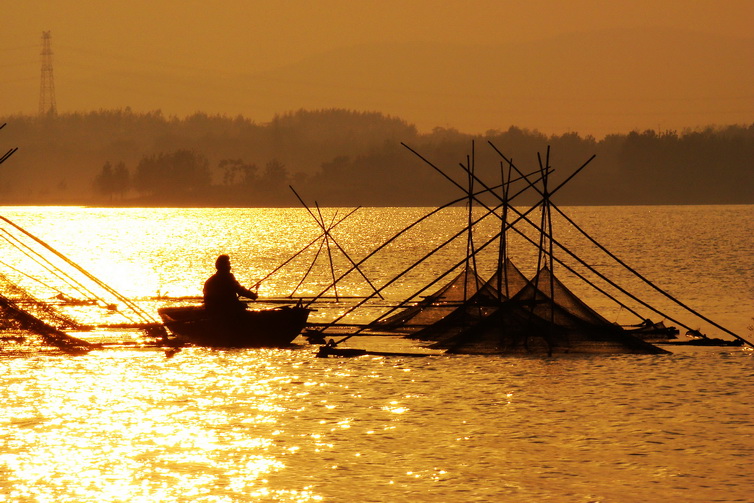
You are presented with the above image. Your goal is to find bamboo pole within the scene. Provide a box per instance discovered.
[323,184,552,343]
[290,186,383,300]
[317,203,340,301]
[330,214,510,345]
[0,230,124,319]
[464,151,473,301]
[317,201,505,339]
[507,212,714,334]
[0,148,18,165]
[480,147,752,347]
[0,216,155,324]
[0,257,72,298]
[251,205,361,287]
[1,232,91,299]
[304,145,553,330]
[464,151,691,324]
[302,195,473,307]
[499,160,515,299]
[365,148,553,320]
[550,202,753,347]
[331,183,551,330]
[289,232,327,297]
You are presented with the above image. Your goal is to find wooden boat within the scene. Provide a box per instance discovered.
[157,304,310,348]
[659,338,743,347]
[316,344,432,358]
[658,334,744,347]
[624,319,680,342]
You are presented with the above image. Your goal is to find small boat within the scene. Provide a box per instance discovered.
[157,304,311,348]
[316,344,432,358]
[658,335,744,347]
[655,329,745,347]
[624,319,680,342]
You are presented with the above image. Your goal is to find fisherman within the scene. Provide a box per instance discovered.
[203,254,258,313]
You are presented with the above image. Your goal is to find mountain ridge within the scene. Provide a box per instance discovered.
[54,28,754,137]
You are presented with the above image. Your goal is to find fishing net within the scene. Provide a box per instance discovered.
[433,267,667,355]
[527,267,612,326]
[477,258,530,304]
[408,259,529,342]
[0,290,93,355]
[0,271,83,330]
[0,214,161,353]
[371,265,486,330]
[0,251,95,354]
[0,132,151,353]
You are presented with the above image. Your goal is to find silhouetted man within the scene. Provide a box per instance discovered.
[203,255,257,313]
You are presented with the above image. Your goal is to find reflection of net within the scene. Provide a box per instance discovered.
[0,272,82,329]
[434,267,666,355]
[0,273,91,354]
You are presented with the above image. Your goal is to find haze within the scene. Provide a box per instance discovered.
[3,0,753,137]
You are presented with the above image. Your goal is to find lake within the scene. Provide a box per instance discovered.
[0,205,752,502]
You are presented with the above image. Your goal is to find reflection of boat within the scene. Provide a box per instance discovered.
[157,305,310,348]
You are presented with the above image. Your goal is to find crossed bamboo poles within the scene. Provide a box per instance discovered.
[284,141,751,349]
[414,141,752,348]
[0,216,161,328]
[3,125,744,348]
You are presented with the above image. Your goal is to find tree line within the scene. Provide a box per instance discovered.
[1,108,752,206]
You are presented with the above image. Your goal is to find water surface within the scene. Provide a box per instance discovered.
[0,205,752,502]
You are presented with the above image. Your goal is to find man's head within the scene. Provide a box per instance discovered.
[215,254,231,271]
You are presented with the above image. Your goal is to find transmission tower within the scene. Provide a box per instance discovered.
[39,31,57,117]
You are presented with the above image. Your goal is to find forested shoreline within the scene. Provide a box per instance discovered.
[1,109,752,206]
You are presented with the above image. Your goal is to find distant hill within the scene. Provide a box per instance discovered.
[0,109,751,206]
[59,28,754,136]
[249,28,753,134]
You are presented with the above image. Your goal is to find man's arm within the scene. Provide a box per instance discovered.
[233,277,258,300]
[239,286,258,300]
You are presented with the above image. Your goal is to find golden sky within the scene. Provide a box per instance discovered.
[3,0,753,136]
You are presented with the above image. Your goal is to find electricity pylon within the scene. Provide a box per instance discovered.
[39,31,57,117]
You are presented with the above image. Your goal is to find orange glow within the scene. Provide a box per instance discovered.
[2,1,752,137]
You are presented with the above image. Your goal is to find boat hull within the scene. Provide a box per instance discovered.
[158,305,310,348]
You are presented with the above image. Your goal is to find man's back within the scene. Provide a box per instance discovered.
[203,270,244,311]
